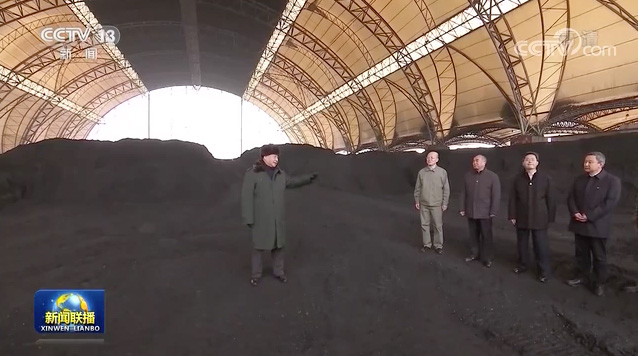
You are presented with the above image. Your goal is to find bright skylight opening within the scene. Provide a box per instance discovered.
[87,86,290,159]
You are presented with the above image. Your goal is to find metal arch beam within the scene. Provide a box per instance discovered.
[21,60,129,144]
[384,80,434,143]
[263,73,329,148]
[249,90,306,143]
[388,139,429,152]
[412,0,458,138]
[0,56,103,149]
[1,95,41,151]
[449,137,503,146]
[447,45,515,109]
[540,96,638,130]
[261,74,328,148]
[255,83,311,143]
[0,14,78,50]
[444,121,520,145]
[270,55,357,150]
[603,117,638,131]
[332,0,441,143]
[0,0,79,27]
[304,3,397,148]
[275,44,363,149]
[306,3,375,67]
[246,96,299,144]
[469,0,538,134]
[595,0,638,30]
[280,24,373,149]
[544,120,599,134]
[287,24,386,147]
[0,42,106,144]
[444,133,506,146]
[179,0,201,87]
[58,86,143,140]
[282,38,343,89]
[0,33,105,106]
[530,0,570,127]
[54,81,142,139]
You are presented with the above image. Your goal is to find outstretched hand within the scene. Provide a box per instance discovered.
[309,172,319,181]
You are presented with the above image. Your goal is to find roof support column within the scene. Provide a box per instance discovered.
[179,0,202,88]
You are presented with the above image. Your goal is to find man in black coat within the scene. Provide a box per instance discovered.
[460,154,501,268]
[566,151,621,296]
[508,152,556,282]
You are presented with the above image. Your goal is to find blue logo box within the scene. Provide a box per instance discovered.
[33,289,105,333]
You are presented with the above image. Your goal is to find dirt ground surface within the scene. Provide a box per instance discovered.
[0,133,636,356]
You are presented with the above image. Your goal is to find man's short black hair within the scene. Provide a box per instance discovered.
[523,151,539,161]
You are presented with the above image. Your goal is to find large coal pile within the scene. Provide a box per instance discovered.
[0,138,242,203]
[0,133,636,356]
[240,133,637,208]
[0,133,636,208]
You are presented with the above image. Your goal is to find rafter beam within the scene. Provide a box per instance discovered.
[179,0,202,88]
[286,0,530,131]
[55,80,141,140]
[541,96,638,129]
[279,24,387,146]
[0,65,100,123]
[332,0,440,143]
[470,0,539,134]
[242,0,307,100]
[65,1,146,91]
[595,0,638,30]
[271,54,356,150]
[21,61,129,144]
[262,74,328,148]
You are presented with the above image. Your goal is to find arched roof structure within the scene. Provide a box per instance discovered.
[0,0,636,153]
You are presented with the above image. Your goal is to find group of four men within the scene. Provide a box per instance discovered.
[414,150,621,296]
[242,144,621,297]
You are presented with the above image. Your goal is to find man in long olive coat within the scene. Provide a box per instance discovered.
[241,144,318,286]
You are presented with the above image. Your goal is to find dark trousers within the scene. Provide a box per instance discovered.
[251,247,285,279]
[574,234,607,284]
[516,228,551,277]
[467,218,494,262]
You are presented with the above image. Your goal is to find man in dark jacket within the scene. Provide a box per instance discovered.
[566,151,621,296]
[460,154,501,268]
[508,152,556,282]
[241,144,318,286]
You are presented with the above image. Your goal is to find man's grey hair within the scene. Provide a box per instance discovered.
[474,154,487,162]
[586,151,606,166]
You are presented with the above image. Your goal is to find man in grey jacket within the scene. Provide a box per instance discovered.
[460,154,501,268]
[414,151,450,254]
